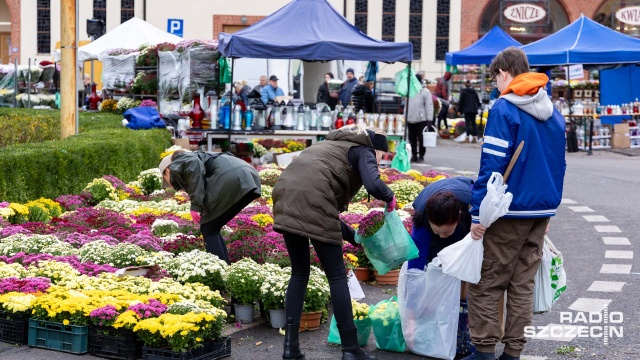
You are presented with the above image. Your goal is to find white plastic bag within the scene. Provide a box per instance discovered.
[437,233,483,283]
[533,236,566,313]
[347,270,365,300]
[437,172,512,283]
[398,262,460,360]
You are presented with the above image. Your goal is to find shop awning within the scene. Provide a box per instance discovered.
[445,26,521,65]
[217,0,413,63]
[521,15,640,66]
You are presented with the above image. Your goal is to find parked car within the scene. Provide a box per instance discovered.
[374,78,404,114]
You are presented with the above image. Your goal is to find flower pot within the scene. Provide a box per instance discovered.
[234,304,255,324]
[299,311,322,332]
[374,269,400,285]
[269,309,286,329]
[354,267,372,282]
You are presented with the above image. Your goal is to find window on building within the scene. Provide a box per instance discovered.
[382,0,395,42]
[409,0,422,60]
[435,0,450,61]
[37,0,51,54]
[121,0,135,23]
[355,0,368,34]
[93,0,107,26]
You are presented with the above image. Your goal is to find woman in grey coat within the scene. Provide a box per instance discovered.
[159,150,261,263]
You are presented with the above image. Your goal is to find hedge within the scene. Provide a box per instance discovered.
[0,124,171,202]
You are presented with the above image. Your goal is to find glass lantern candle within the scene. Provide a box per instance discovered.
[378,113,387,129]
[253,99,266,130]
[321,105,332,130]
[387,114,395,134]
[296,104,306,131]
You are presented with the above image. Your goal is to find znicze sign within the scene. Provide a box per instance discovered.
[503,3,547,23]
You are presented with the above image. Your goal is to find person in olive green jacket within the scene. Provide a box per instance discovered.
[159,150,261,263]
[273,124,396,360]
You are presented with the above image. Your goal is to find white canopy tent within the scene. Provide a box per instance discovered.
[53,17,182,63]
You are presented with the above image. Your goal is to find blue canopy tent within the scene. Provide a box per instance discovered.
[521,15,640,154]
[521,15,640,66]
[445,26,521,65]
[217,0,414,141]
[218,0,412,62]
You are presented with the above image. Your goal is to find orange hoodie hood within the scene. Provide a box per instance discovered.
[500,73,549,97]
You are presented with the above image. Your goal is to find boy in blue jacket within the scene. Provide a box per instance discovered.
[462,47,566,360]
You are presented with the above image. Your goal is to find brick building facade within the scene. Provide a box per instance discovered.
[5,0,20,63]
[460,0,631,48]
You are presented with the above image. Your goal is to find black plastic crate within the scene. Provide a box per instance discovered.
[89,325,143,360]
[142,337,231,360]
[0,310,29,345]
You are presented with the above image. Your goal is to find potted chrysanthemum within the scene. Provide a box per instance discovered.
[224,258,265,324]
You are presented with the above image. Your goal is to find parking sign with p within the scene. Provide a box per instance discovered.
[167,19,184,38]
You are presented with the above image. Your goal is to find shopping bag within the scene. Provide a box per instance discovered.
[391,141,411,172]
[436,233,483,284]
[399,261,460,359]
[533,236,567,313]
[327,315,372,347]
[369,296,406,353]
[355,210,419,275]
[394,67,423,98]
[436,172,512,283]
[347,270,365,300]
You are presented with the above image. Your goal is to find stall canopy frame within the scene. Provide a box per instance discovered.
[217,0,414,140]
[445,26,522,66]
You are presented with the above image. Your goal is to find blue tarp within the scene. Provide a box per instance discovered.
[217,0,412,62]
[600,65,640,109]
[445,26,521,65]
[521,15,640,66]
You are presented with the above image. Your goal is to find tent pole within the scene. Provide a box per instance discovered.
[404,62,411,142]
[228,58,234,146]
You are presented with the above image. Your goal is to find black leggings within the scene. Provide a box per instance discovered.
[200,190,260,264]
[283,232,356,331]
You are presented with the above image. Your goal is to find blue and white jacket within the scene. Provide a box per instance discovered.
[470,88,566,223]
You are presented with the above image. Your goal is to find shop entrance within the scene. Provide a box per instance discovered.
[479,0,570,44]
[0,33,9,64]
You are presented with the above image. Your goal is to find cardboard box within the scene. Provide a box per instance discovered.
[613,122,630,135]
[274,150,303,166]
[611,133,630,148]
[171,137,190,150]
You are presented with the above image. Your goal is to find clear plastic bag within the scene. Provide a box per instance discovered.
[102,54,136,90]
[398,261,460,359]
[158,50,183,114]
[354,210,419,275]
[533,235,567,313]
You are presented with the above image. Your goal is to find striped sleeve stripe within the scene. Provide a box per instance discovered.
[482,148,507,157]
[484,136,509,148]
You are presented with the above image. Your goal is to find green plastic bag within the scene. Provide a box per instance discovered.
[218,57,232,84]
[355,210,419,275]
[391,141,411,172]
[369,297,406,353]
[394,67,423,98]
[327,315,372,347]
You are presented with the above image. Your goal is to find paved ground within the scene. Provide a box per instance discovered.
[1,139,638,360]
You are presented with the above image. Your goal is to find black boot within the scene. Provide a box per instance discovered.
[339,327,376,360]
[282,318,305,359]
[410,155,418,163]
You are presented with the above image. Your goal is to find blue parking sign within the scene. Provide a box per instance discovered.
[167,19,184,38]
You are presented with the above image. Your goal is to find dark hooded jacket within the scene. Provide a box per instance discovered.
[168,151,261,224]
[272,126,393,245]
